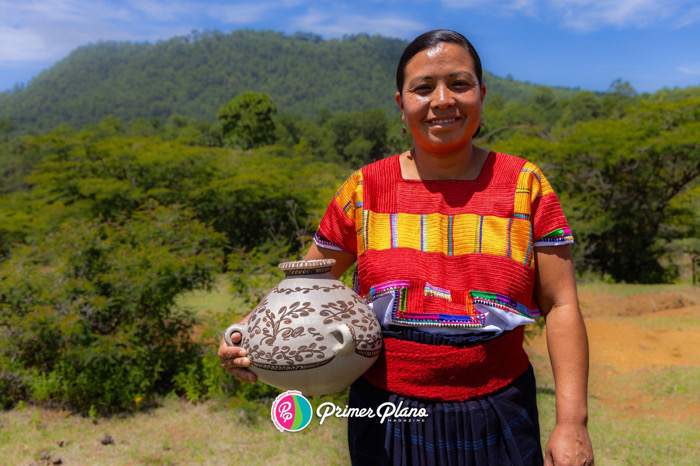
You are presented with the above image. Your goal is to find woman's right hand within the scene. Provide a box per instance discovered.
[218,333,258,383]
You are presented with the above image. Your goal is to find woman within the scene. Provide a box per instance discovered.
[219,29,594,465]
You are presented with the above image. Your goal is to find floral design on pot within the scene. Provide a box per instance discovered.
[224,259,383,395]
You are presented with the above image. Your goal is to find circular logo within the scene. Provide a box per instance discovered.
[270,390,313,432]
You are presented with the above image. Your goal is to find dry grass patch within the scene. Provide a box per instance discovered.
[175,274,242,319]
[0,397,349,465]
[527,284,700,464]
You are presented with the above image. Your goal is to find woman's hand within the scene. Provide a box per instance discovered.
[545,422,594,465]
[217,332,257,383]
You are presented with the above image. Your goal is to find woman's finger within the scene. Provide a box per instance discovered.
[228,367,258,383]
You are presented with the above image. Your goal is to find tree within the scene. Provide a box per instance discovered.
[530,87,563,126]
[324,108,389,165]
[532,87,556,110]
[601,79,638,118]
[217,92,277,149]
[503,96,699,282]
[608,78,637,98]
[0,119,13,142]
[561,90,601,125]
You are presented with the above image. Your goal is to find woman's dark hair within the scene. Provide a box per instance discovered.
[396,29,483,95]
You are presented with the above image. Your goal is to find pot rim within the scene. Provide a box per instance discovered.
[278,259,336,276]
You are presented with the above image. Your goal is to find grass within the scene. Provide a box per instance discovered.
[534,361,700,465]
[6,364,698,464]
[537,386,700,465]
[175,274,244,318]
[2,282,699,464]
[642,366,700,399]
[577,282,699,297]
[0,396,350,465]
[625,309,700,329]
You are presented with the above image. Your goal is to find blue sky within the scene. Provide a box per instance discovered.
[1,0,699,94]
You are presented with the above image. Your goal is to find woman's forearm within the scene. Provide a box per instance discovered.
[534,245,590,424]
[545,303,590,425]
[535,246,594,464]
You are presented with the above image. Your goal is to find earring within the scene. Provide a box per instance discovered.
[401,124,407,135]
[479,118,485,128]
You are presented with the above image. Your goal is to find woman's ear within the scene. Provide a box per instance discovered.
[480,82,487,104]
[395,92,405,121]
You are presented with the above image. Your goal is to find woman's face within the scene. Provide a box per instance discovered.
[396,42,486,155]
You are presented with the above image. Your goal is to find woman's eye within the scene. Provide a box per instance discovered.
[414,85,432,92]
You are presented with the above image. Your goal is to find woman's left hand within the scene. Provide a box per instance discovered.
[544,422,594,465]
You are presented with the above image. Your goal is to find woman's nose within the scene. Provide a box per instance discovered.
[433,84,455,108]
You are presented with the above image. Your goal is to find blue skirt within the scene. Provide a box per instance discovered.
[348,328,543,466]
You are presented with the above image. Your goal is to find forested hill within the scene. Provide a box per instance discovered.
[0,29,576,132]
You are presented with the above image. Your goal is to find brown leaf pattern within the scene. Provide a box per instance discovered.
[242,287,382,371]
[248,342,331,369]
[274,283,347,295]
[320,300,382,358]
[246,298,315,347]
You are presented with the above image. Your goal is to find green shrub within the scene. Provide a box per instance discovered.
[0,365,29,409]
[0,203,224,414]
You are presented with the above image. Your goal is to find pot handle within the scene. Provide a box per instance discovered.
[223,323,246,347]
[330,323,356,357]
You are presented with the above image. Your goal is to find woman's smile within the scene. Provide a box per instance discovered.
[428,117,461,126]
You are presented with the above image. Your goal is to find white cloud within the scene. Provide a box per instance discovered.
[291,8,426,38]
[211,3,278,24]
[0,0,197,63]
[0,0,118,62]
[675,5,700,28]
[677,64,700,75]
[436,0,699,31]
[0,27,49,62]
[208,0,307,25]
[438,0,539,17]
[550,0,672,31]
[438,0,490,7]
[439,0,535,7]
[124,0,196,21]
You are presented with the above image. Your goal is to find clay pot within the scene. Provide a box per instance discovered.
[224,259,382,396]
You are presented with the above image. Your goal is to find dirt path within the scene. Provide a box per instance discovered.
[528,304,700,372]
[526,287,700,428]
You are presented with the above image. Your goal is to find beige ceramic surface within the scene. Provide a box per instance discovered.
[224,259,382,395]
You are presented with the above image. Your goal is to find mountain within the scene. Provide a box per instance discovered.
[0,29,577,133]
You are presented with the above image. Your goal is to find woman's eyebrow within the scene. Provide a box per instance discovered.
[408,71,475,84]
